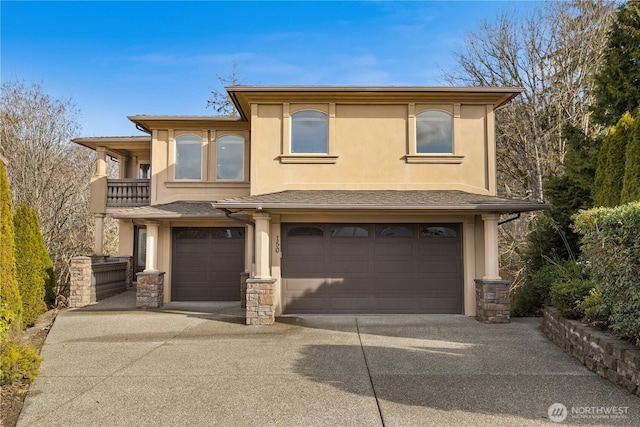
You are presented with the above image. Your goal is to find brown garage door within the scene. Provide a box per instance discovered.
[282,223,463,314]
[172,227,244,301]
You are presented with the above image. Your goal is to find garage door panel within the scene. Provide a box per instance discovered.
[373,243,414,257]
[326,259,371,274]
[282,259,326,276]
[374,259,415,274]
[418,260,461,274]
[285,241,324,257]
[172,227,244,301]
[282,223,463,314]
[418,244,459,258]
[284,277,330,292]
[329,242,370,257]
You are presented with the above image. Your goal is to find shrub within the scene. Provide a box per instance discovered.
[511,261,588,317]
[0,161,21,339]
[578,288,610,324]
[0,340,41,385]
[574,201,640,344]
[550,279,595,319]
[14,204,50,325]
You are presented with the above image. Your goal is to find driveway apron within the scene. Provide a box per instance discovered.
[17,290,640,426]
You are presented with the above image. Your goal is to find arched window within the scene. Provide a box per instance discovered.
[291,110,328,154]
[175,134,202,180]
[216,135,244,180]
[416,110,453,154]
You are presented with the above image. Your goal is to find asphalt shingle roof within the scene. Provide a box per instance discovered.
[109,190,549,219]
[212,190,550,212]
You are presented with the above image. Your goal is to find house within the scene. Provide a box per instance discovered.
[73,86,548,324]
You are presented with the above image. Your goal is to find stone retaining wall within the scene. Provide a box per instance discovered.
[542,307,640,397]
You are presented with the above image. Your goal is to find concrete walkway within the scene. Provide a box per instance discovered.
[17,289,639,426]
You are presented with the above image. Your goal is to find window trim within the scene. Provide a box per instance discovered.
[406,103,463,164]
[215,134,245,181]
[280,103,338,164]
[173,132,204,181]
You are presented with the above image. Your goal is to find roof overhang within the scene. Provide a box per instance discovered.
[227,86,525,120]
[72,136,151,158]
[211,190,550,214]
[127,115,249,133]
[110,201,248,220]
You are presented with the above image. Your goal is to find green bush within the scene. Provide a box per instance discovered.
[574,201,640,344]
[0,340,41,385]
[14,204,50,325]
[550,279,595,319]
[578,288,610,323]
[511,261,588,317]
[0,161,21,340]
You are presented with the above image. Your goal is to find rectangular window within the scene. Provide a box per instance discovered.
[216,135,244,180]
[175,134,202,180]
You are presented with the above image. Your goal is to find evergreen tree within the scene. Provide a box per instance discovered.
[14,204,50,325]
[592,0,640,126]
[621,111,640,203]
[593,113,634,206]
[0,161,22,339]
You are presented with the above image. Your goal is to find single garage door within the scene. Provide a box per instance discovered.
[172,227,244,301]
[282,223,463,314]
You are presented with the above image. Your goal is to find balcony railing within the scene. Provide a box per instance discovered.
[107,179,150,207]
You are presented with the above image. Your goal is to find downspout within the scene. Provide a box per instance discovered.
[498,213,521,226]
[219,208,256,274]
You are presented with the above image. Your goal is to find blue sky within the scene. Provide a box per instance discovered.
[1,1,537,137]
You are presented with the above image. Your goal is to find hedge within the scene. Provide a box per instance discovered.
[14,204,50,326]
[574,201,640,344]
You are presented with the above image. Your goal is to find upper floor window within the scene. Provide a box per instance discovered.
[175,134,202,180]
[291,110,328,154]
[416,110,453,154]
[216,135,244,181]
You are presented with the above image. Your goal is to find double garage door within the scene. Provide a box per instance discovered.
[282,223,463,314]
[172,227,244,301]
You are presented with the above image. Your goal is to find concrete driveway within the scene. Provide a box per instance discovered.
[17,289,639,426]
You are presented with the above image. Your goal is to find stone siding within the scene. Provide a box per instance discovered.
[69,257,92,308]
[136,271,165,308]
[542,307,640,397]
[246,278,276,325]
[240,272,250,309]
[474,279,510,323]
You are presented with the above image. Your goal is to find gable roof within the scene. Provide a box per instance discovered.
[212,190,549,213]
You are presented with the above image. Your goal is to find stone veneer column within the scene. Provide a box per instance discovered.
[474,279,511,323]
[240,272,250,308]
[245,278,276,325]
[136,271,165,308]
[474,213,511,323]
[69,256,93,308]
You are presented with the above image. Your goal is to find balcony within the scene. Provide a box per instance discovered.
[107,179,150,207]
